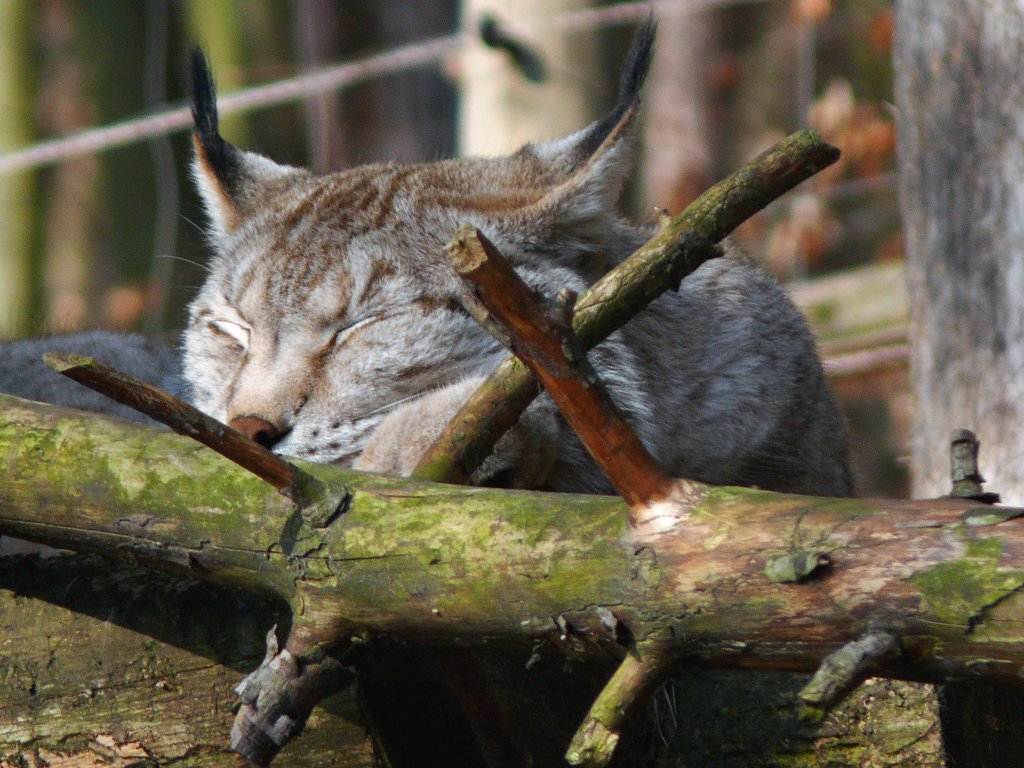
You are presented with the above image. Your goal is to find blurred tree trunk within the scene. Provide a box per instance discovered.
[642,4,712,212]
[458,0,600,156]
[897,2,1024,765]
[0,0,36,337]
[293,0,456,171]
[897,0,1024,506]
[37,0,102,333]
[294,0,349,173]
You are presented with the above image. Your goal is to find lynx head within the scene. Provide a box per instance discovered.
[183,20,654,463]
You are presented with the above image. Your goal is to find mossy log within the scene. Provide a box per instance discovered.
[0,553,375,766]
[3,394,1024,688]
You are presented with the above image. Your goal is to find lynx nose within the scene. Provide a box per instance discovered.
[229,415,285,449]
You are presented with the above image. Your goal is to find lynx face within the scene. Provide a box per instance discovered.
[183,35,650,468]
[185,164,514,463]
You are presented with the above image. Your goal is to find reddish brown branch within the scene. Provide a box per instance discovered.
[447,227,678,514]
[43,353,347,526]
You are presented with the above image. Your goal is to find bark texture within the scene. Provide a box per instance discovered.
[897,4,1024,765]
[4,398,1024,679]
[0,554,374,766]
[897,0,1024,505]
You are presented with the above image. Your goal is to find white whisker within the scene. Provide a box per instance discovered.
[156,253,211,273]
[358,390,428,420]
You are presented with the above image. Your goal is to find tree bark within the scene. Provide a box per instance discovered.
[897,2,1024,765]
[897,0,1024,505]
[0,553,375,766]
[3,395,1024,687]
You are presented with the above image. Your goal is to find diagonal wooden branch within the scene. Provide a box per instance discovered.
[231,627,356,767]
[796,629,901,724]
[448,229,691,765]
[447,226,676,508]
[413,128,840,485]
[43,352,349,528]
[565,643,675,767]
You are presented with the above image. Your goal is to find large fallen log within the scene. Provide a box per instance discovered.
[3,393,1022,690]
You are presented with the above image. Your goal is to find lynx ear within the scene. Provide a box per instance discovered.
[188,48,300,240]
[529,16,655,219]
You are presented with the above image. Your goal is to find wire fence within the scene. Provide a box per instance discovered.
[0,0,774,176]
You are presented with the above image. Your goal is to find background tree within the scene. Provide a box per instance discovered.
[897,1,1024,764]
[0,0,34,336]
[459,0,600,156]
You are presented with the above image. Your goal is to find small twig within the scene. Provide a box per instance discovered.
[232,627,355,767]
[824,343,908,379]
[448,227,676,510]
[414,128,839,485]
[796,629,901,723]
[565,645,674,767]
[43,353,348,526]
[949,429,1001,504]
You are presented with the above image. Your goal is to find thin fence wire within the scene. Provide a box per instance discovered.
[0,0,773,176]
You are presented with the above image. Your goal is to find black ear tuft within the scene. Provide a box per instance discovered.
[578,15,656,157]
[188,47,236,183]
[617,14,656,108]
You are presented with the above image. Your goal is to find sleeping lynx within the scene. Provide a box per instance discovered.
[183,23,852,498]
[0,22,850,499]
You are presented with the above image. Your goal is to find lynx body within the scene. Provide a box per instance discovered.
[183,25,852,497]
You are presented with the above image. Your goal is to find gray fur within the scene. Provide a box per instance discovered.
[181,43,852,496]
[0,331,184,425]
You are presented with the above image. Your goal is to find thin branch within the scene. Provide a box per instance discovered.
[447,226,675,510]
[566,644,675,767]
[232,627,355,766]
[824,343,908,379]
[0,0,772,177]
[43,353,348,527]
[413,129,840,485]
[796,630,901,723]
